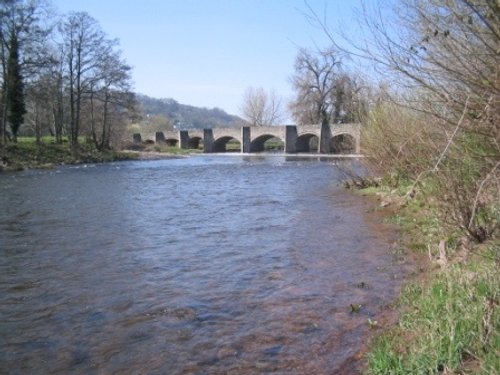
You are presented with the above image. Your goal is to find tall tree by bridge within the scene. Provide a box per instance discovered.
[288,47,365,125]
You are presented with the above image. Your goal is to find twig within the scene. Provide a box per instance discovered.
[468,160,500,230]
[406,97,470,197]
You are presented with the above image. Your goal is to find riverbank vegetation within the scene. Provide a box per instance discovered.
[359,182,498,374]
[318,0,499,373]
[0,137,139,171]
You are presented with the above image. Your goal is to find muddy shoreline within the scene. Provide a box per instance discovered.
[338,192,425,374]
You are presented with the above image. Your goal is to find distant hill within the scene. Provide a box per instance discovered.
[136,94,243,129]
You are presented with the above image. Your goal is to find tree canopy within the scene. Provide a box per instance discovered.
[288,48,366,125]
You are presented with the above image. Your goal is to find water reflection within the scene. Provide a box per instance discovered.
[0,156,410,374]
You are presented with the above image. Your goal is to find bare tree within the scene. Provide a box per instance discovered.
[307,0,499,240]
[288,47,342,125]
[24,71,53,142]
[0,0,51,144]
[1,2,135,149]
[58,11,135,149]
[49,43,65,144]
[61,11,113,147]
[87,48,134,150]
[23,37,67,144]
[305,0,498,126]
[240,86,284,126]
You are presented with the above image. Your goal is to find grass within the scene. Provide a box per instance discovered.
[361,185,499,375]
[367,244,499,374]
[1,137,139,171]
[263,139,284,151]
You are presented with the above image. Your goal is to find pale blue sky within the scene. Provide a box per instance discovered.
[51,0,369,116]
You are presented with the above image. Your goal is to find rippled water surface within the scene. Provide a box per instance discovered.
[0,155,409,374]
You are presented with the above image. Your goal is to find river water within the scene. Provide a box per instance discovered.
[0,155,410,374]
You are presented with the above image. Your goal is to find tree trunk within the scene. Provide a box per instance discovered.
[54,72,64,144]
[89,90,98,148]
[100,93,110,150]
[35,106,41,144]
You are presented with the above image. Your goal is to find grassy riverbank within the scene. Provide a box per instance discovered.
[358,183,499,374]
[0,137,140,171]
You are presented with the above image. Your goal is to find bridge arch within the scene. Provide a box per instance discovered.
[330,124,360,154]
[189,136,203,149]
[213,136,241,152]
[296,133,319,153]
[250,134,284,152]
[330,133,356,154]
[165,138,179,147]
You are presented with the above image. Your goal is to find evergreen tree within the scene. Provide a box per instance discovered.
[6,32,25,141]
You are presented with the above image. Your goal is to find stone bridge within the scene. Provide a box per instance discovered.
[134,123,361,154]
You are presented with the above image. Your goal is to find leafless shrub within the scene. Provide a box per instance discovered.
[307,0,499,242]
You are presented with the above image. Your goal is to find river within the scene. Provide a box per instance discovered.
[0,155,410,374]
